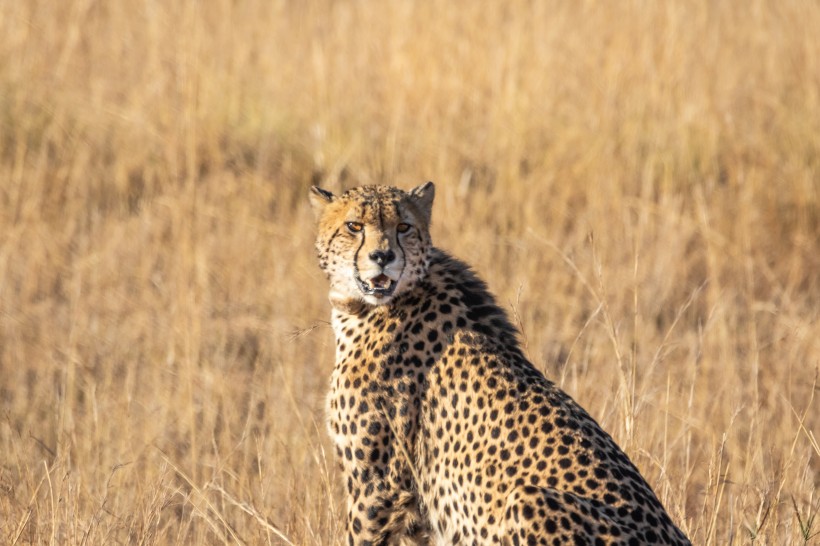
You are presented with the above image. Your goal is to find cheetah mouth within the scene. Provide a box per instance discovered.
[358,273,397,298]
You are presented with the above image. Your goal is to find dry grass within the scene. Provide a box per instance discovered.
[1,0,819,544]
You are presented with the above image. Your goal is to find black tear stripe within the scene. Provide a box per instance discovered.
[395,228,407,284]
[392,199,408,281]
[353,221,366,281]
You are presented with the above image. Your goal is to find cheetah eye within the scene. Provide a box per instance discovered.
[346,222,363,233]
[396,223,412,233]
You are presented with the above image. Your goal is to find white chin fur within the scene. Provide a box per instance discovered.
[362,293,394,306]
[329,285,394,309]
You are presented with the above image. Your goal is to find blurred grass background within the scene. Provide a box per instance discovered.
[1,0,818,544]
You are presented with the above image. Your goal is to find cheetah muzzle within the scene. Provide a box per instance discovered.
[359,273,397,298]
[310,182,691,546]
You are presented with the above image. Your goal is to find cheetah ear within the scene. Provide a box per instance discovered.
[309,186,334,219]
[409,181,435,223]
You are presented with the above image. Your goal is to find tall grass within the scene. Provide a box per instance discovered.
[1,0,818,544]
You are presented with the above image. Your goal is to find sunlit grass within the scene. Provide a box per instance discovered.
[1,1,818,543]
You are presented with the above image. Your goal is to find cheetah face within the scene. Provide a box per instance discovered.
[310,183,435,309]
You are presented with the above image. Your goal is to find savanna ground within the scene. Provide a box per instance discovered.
[1,1,819,544]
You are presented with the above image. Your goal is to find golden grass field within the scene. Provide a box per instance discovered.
[1,1,819,544]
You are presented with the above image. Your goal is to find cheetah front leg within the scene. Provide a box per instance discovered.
[334,409,430,546]
[338,456,429,546]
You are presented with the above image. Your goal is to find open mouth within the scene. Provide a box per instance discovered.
[357,273,397,298]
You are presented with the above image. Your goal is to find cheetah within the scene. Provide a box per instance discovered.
[310,183,691,546]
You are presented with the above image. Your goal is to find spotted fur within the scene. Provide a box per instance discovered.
[310,183,690,546]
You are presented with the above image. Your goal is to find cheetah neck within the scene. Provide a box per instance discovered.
[329,248,522,375]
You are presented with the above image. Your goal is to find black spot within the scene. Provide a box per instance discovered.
[558,458,571,469]
[541,422,554,434]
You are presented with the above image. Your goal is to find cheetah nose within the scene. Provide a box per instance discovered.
[369,250,396,266]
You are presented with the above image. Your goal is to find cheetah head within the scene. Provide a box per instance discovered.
[309,182,435,311]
